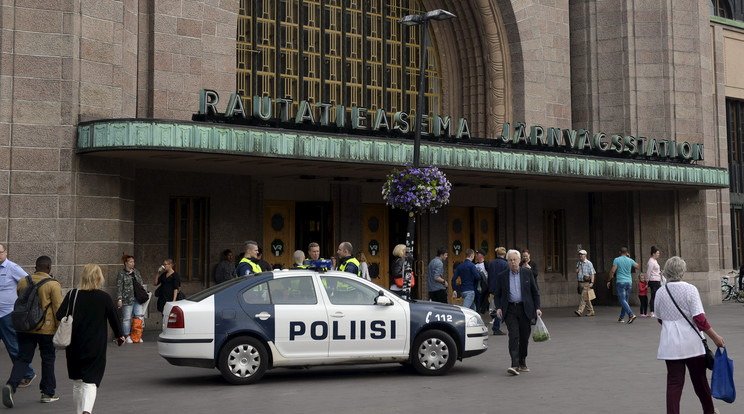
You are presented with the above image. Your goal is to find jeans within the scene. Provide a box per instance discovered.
[8,332,55,395]
[648,280,661,312]
[0,314,35,378]
[121,301,146,336]
[616,282,634,319]
[461,290,476,311]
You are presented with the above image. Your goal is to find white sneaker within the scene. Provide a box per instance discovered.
[139,338,144,343]
[125,336,133,343]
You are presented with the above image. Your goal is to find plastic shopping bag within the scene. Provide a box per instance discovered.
[711,347,736,403]
[532,316,550,342]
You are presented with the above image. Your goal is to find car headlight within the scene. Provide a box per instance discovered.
[467,314,485,327]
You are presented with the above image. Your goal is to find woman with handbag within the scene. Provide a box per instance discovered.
[115,255,146,343]
[56,264,124,414]
[654,256,725,414]
[388,244,409,297]
[154,258,182,313]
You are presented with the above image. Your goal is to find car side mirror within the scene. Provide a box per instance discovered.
[374,290,393,306]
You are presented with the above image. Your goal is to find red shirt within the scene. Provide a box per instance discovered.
[638,280,648,296]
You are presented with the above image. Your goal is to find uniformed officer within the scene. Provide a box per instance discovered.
[236,240,263,276]
[292,250,308,269]
[336,242,360,276]
[303,242,324,266]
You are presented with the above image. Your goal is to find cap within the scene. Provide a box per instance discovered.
[578,249,587,255]
[476,249,486,256]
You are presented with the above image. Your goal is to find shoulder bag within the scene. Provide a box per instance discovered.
[665,284,715,370]
[131,274,149,304]
[53,289,78,350]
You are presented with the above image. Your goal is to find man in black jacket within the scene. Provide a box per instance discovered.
[494,249,542,376]
[487,247,508,335]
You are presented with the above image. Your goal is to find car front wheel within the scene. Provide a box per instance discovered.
[218,336,268,385]
[410,329,457,376]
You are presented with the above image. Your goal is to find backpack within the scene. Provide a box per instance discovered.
[11,275,53,332]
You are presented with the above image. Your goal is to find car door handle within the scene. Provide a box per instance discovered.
[255,312,272,320]
[331,312,345,318]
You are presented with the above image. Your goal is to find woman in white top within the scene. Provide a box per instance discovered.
[356,251,371,281]
[654,256,724,414]
[646,246,662,317]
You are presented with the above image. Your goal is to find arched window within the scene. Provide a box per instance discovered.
[237,0,443,122]
[710,0,732,19]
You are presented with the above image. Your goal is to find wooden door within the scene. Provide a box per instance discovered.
[448,206,470,305]
[264,201,295,270]
[473,207,497,262]
[362,204,389,289]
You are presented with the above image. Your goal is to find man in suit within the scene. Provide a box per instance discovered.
[495,249,542,376]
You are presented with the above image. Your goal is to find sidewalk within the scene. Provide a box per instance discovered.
[1,303,742,413]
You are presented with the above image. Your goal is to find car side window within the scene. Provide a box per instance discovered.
[268,276,317,305]
[242,282,270,305]
[320,276,379,305]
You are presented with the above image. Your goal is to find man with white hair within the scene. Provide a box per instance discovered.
[494,249,542,375]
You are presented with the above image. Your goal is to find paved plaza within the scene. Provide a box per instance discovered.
[1,303,743,413]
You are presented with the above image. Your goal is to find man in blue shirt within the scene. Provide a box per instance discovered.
[0,244,36,389]
[451,249,480,311]
[607,247,640,323]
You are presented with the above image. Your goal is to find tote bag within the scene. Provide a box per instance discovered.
[53,289,78,350]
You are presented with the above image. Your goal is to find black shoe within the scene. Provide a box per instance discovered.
[492,330,506,336]
[2,384,13,408]
[627,314,637,324]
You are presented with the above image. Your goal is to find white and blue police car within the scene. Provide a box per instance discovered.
[158,269,488,384]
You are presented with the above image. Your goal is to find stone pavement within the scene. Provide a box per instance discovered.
[0,303,742,413]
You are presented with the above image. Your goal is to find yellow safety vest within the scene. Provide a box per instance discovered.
[339,257,361,277]
[239,257,263,275]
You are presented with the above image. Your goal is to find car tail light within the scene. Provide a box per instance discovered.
[167,306,184,328]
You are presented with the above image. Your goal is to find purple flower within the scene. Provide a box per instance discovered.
[382,164,451,214]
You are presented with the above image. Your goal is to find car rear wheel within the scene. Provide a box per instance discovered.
[218,336,268,385]
[410,329,457,376]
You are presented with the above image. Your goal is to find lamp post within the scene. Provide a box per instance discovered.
[398,9,456,299]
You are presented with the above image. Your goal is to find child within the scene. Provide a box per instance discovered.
[638,273,648,317]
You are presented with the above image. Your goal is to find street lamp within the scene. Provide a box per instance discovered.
[398,9,456,299]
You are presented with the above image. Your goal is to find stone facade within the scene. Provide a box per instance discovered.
[0,0,737,327]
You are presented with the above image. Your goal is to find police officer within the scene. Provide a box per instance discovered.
[236,240,262,276]
[336,242,360,276]
[303,242,323,267]
[292,250,308,269]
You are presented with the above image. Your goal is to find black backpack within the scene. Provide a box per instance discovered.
[11,275,53,332]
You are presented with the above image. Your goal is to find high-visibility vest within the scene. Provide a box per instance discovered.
[238,257,263,275]
[339,257,361,276]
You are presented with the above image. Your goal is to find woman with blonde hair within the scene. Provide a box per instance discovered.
[57,264,124,414]
[389,244,409,296]
[355,251,371,281]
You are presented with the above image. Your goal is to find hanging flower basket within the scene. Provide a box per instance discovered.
[381,164,452,214]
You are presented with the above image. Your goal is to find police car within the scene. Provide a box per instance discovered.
[157,269,488,384]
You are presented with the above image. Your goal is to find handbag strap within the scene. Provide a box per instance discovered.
[66,289,79,317]
[665,284,707,346]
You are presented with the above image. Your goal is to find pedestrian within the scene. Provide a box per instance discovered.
[520,249,539,290]
[237,241,262,276]
[0,243,37,389]
[356,252,371,280]
[336,242,360,276]
[574,249,596,317]
[655,256,725,414]
[389,244,407,297]
[647,246,662,317]
[494,249,542,375]
[154,258,182,313]
[427,247,449,303]
[214,249,236,284]
[451,249,480,311]
[607,247,640,323]
[487,247,508,335]
[256,247,272,272]
[2,256,63,408]
[57,263,125,414]
[474,249,490,313]
[638,273,649,317]
[115,254,145,344]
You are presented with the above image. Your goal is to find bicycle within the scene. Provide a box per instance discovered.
[721,270,744,302]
